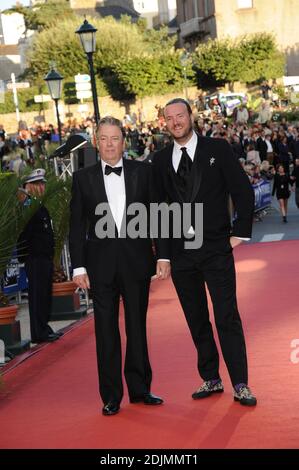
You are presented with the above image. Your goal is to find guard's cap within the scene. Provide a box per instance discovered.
[22,168,47,186]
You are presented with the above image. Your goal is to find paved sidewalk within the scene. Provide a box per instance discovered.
[0,293,92,365]
[16,301,79,343]
[250,192,298,243]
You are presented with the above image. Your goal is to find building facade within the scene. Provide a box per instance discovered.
[177,0,299,75]
[70,0,177,28]
[0,12,26,82]
[70,0,140,21]
[133,0,177,28]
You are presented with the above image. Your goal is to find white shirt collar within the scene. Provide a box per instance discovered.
[172,130,198,172]
[173,130,198,159]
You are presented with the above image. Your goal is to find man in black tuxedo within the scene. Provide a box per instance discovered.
[69,116,163,416]
[152,99,257,406]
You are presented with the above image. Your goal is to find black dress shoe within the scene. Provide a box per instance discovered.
[102,401,120,416]
[35,333,60,343]
[130,392,163,405]
[47,326,64,337]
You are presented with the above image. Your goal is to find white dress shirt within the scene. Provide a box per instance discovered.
[73,159,126,277]
[172,130,198,172]
[265,139,273,153]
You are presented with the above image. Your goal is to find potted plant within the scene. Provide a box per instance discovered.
[0,172,39,354]
[0,173,19,323]
[44,173,87,320]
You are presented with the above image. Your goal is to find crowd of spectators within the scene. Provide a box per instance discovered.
[1,101,298,216]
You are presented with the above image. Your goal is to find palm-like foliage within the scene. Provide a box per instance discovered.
[0,174,20,304]
[0,170,68,305]
[0,173,40,306]
[43,173,72,280]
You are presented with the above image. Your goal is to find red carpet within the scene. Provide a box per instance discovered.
[1,240,299,449]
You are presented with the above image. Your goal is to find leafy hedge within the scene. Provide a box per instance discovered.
[0,78,108,114]
[113,51,195,98]
[0,19,287,109]
[193,33,285,88]
[0,86,50,114]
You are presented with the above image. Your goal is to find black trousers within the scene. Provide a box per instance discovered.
[171,242,248,387]
[25,256,53,342]
[91,273,152,404]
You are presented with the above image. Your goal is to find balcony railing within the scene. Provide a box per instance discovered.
[180,17,204,38]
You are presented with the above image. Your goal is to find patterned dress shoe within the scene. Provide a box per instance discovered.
[102,401,120,416]
[130,393,163,405]
[233,384,257,406]
[192,379,224,399]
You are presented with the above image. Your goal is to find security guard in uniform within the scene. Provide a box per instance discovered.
[18,169,62,343]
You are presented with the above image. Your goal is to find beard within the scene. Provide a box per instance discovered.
[170,120,193,143]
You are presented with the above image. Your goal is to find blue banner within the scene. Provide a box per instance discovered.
[252,180,271,212]
[2,253,28,295]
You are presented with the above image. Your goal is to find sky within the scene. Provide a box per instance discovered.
[0,0,30,10]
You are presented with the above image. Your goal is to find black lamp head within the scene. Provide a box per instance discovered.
[51,134,88,158]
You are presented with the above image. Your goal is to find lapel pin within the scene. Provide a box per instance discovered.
[210,157,215,166]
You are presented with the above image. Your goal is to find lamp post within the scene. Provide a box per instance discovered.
[180,50,190,101]
[44,66,63,145]
[76,19,100,125]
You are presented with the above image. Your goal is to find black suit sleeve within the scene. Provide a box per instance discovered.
[69,171,87,270]
[151,153,171,259]
[219,140,255,238]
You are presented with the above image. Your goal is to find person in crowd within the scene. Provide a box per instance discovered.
[265,133,274,164]
[272,164,293,223]
[9,153,27,176]
[69,116,163,416]
[291,157,299,209]
[246,144,261,165]
[257,101,272,124]
[259,161,274,181]
[0,124,5,140]
[256,130,268,162]
[235,104,249,124]
[261,81,272,101]
[0,135,5,169]
[18,169,62,343]
[277,135,292,174]
[152,98,257,407]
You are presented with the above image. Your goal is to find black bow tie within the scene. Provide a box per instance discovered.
[105,165,122,176]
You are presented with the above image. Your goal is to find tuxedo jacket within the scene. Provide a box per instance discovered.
[69,159,155,283]
[152,135,254,260]
[18,205,54,263]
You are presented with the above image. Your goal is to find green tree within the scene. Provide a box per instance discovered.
[25,16,144,82]
[238,33,285,82]
[142,25,177,54]
[0,85,50,114]
[113,50,195,98]
[4,1,74,35]
[24,15,194,100]
[193,33,285,87]
[3,5,38,37]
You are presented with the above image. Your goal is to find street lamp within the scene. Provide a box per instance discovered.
[180,50,190,101]
[44,66,63,145]
[76,19,100,125]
